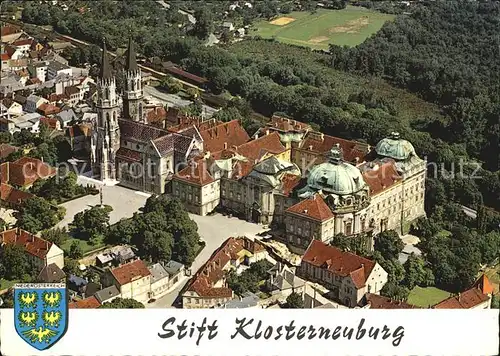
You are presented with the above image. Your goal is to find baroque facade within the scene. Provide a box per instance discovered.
[174,115,426,252]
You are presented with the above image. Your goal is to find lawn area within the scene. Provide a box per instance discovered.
[0,278,19,291]
[252,6,395,49]
[408,286,452,307]
[61,236,107,256]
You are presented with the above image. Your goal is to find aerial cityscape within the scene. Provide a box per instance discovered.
[0,0,498,313]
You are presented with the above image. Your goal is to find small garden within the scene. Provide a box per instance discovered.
[226,259,273,297]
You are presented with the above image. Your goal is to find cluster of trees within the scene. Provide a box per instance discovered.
[283,292,304,309]
[329,1,499,174]
[99,297,144,309]
[16,196,65,233]
[0,245,33,282]
[70,205,113,244]
[2,125,72,166]
[30,171,98,204]
[227,259,273,296]
[107,196,201,266]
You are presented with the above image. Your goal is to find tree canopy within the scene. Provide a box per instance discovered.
[99,297,144,309]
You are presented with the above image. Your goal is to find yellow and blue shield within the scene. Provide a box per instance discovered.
[14,283,68,350]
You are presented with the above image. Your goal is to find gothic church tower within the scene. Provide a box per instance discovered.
[91,39,120,181]
[122,37,144,122]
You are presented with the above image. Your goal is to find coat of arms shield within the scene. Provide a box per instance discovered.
[14,283,68,350]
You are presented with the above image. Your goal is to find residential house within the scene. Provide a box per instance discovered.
[55,108,77,128]
[28,61,49,82]
[1,25,22,43]
[360,293,420,309]
[432,275,494,309]
[94,285,121,304]
[0,73,24,94]
[95,245,137,268]
[64,85,81,106]
[25,94,48,113]
[67,274,101,299]
[47,61,72,80]
[37,263,66,283]
[266,262,306,297]
[38,103,61,117]
[0,143,18,160]
[68,296,101,309]
[0,228,64,273]
[297,240,388,308]
[11,38,42,56]
[0,157,56,188]
[3,100,23,117]
[148,262,171,299]
[182,236,267,308]
[4,44,24,60]
[0,103,9,122]
[221,292,261,309]
[0,182,33,208]
[102,259,152,304]
[163,260,185,286]
[40,116,61,131]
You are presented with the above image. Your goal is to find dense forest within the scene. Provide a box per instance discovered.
[14,0,500,296]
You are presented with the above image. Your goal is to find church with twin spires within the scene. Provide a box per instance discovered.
[90,38,203,192]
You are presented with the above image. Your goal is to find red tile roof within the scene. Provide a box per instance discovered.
[301,240,376,289]
[364,293,420,309]
[0,183,33,206]
[474,274,494,295]
[146,106,167,125]
[12,39,34,47]
[361,160,402,195]
[110,260,151,286]
[69,296,101,309]
[0,143,18,159]
[200,120,250,153]
[1,53,10,61]
[40,117,60,130]
[433,287,490,309]
[116,147,142,162]
[299,132,369,164]
[260,115,311,134]
[0,228,54,259]
[185,237,262,298]
[1,157,56,187]
[281,173,302,196]
[174,158,214,186]
[1,25,21,37]
[236,132,287,161]
[164,65,208,84]
[286,194,333,221]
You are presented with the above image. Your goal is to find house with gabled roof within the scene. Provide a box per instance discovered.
[101,259,151,304]
[432,274,494,309]
[182,236,267,308]
[0,157,56,188]
[297,239,387,308]
[0,228,64,273]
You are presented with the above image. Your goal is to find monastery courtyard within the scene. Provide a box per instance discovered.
[56,175,266,307]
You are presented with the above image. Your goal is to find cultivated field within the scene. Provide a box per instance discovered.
[252,6,395,50]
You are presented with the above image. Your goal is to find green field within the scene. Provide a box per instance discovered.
[252,6,395,49]
[62,236,106,256]
[408,286,452,307]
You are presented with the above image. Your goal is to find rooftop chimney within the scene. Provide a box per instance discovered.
[224,142,227,149]
[266,130,270,136]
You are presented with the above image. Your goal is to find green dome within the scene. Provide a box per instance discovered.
[375,132,416,161]
[307,146,366,195]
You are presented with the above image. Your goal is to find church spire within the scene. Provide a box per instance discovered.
[99,38,112,80]
[125,37,138,72]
